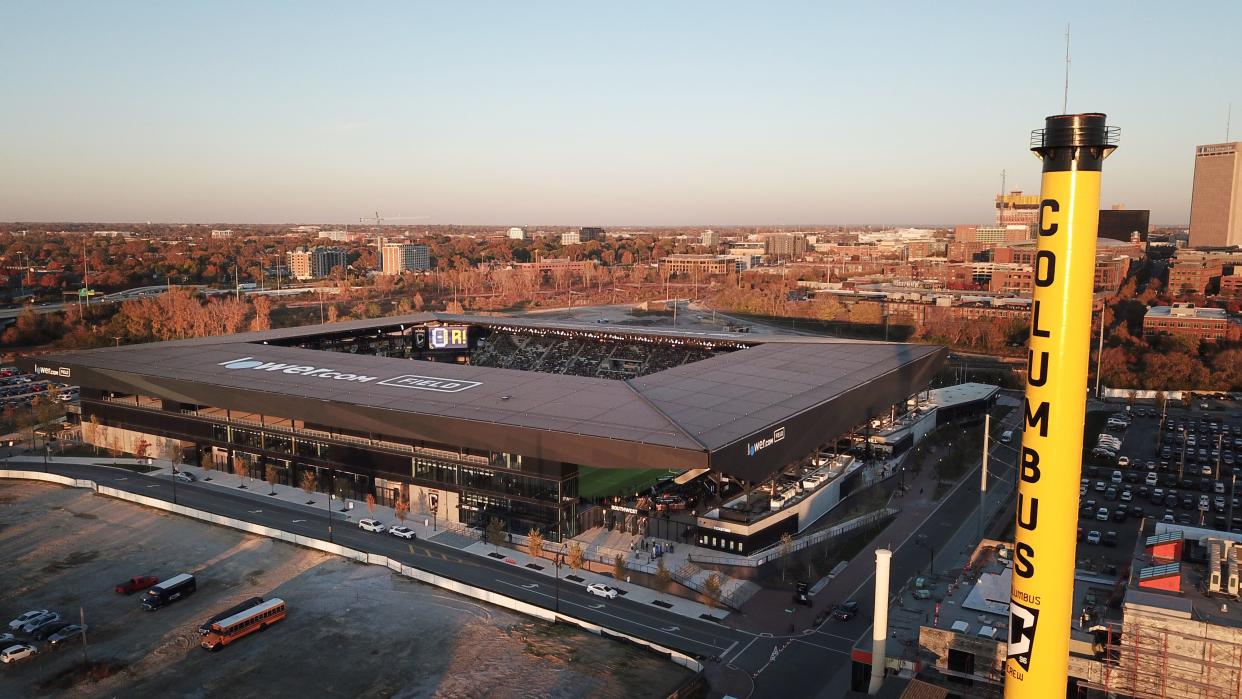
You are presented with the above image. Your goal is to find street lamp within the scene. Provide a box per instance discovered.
[1179,428,1187,482]
[555,548,564,614]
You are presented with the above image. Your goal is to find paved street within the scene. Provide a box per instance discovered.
[4,415,1022,699]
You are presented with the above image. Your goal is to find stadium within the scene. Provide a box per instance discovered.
[27,313,946,552]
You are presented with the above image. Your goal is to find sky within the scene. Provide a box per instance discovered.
[1,2,1239,226]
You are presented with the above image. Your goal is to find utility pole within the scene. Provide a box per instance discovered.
[979,413,990,541]
[1095,309,1105,398]
[79,607,89,666]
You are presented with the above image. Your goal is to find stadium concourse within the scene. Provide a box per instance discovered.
[22,312,945,556]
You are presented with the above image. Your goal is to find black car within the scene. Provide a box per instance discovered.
[31,621,71,642]
[1103,531,1119,547]
[1166,494,1180,508]
[832,601,860,621]
[1131,506,1145,519]
[1112,508,1128,522]
[1182,495,1195,509]
[1176,513,1193,525]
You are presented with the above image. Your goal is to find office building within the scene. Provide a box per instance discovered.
[1189,142,1242,248]
[380,243,430,274]
[657,254,737,277]
[762,233,807,259]
[702,230,721,247]
[995,190,1042,227]
[1142,303,1232,343]
[954,225,1032,244]
[507,227,527,241]
[562,227,605,246]
[1168,260,1225,295]
[318,230,351,242]
[287,247,347,281]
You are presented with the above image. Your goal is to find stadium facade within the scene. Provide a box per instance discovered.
[28,314,945,547]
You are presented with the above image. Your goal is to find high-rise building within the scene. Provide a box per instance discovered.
[562,227,605,246]
[762,233,807,259]
[995,190,1042,227]
[380,243,430,274]
[1098,208,1150,243]
[1189,142,1242,248]
[702,229,721,247]
[287,246,346,281]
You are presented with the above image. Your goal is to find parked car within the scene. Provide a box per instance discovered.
[30,622,70,643]
[1096,507,1109,521]
[46,624,86,647]
[389,526,416,540]
[0,644,36,663]
[1103,531,1119,547]
[832,600,860,621]
[358,519,386,533]
[20,612,60,634]
[586,583,619,599]
[7,610,50,631]
[173,471,196,483]
[1087,531,1102,544]
[116,575,160,595]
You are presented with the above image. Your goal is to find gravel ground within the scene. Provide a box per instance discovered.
[0,482,692,698]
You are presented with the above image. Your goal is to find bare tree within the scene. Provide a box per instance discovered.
[526,527,544,560]
[161,437,181,474]
[264,463,279,495]
[567,542,585,571]
[365,493,376,517]
[232,455,248,488]
[106,433,123,465]
[612,554,625,582]
[87,414,100,455]
[199,450,215,481]
[703,572,723,610]
[395,497,409,525]
[655,557,672,590]
[300,470,318,504]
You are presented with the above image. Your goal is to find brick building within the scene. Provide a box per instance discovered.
[1143,303,1232,343]
[657,254,737,277]
[1168,261,1225,295]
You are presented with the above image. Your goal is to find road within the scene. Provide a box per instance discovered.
[5,459,747,664]
[4,439,1019,698]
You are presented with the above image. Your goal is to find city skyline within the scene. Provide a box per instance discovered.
[1,2,1239,225]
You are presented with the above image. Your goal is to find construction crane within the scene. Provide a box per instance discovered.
[358,212,430,272]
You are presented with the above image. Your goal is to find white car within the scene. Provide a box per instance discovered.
[358,519,385,533]
[389,526,416,540]
[1199,495,1211,512]
[1096,507,1109,521]
[0,644,36,663]
[1110,471,1123,484]
[7,610,49,631]
[586,583,618,599]
[1146,472,1159,486]
[1086,531,1102,544]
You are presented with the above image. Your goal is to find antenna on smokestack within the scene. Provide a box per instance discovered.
[1062,23,1071,114]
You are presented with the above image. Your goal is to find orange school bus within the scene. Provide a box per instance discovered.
[201,598,286,650]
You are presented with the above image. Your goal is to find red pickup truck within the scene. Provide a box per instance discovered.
[115,576,159,595]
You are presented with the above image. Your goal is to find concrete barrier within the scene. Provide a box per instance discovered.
[1,469,702,673]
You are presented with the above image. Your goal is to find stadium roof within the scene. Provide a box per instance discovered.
[31,313,945,482]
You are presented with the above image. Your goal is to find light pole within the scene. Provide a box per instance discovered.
[1179,428,1187,482]
[555,548,564,614]
[1229,473,1237,533]
[326,473,335,543]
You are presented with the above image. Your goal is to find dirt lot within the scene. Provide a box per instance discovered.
[0,482,693,698]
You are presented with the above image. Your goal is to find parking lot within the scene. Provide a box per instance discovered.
[0,481,691,698]
[1077,403,1242,576]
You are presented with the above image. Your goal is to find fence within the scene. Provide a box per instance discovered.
[0,468,702,673]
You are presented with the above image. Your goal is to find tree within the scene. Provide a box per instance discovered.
[612,554,625,582]
[134,438,151,462]
[161,437,181,473]
[526,527,544,560]
[778,533,794,582]
[655,557,672,590]
[702,572,723,610]
[200,450,215,481]
[567,542,585,571]
[106,433,123,465]
[365,493,376,517]
[264,463,279,495]
[87,414,100,455]
[300,470,318,504]
[232,456,249,488]
[486,517,506,549]
[395,497,409,525]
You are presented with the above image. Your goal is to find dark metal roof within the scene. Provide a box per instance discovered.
[32,314,946,481]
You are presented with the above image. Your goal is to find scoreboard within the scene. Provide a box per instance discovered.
[428,325,470,350]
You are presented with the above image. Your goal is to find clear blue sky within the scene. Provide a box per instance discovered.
[1,1,1238,226]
